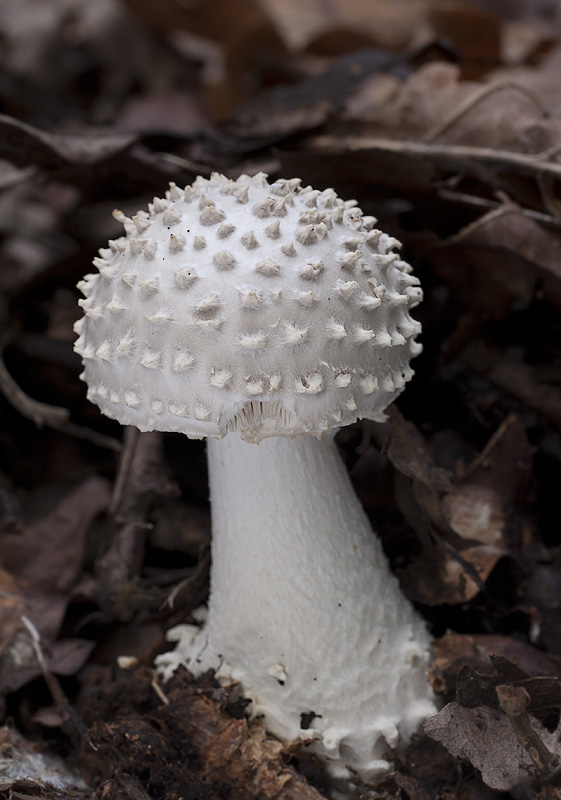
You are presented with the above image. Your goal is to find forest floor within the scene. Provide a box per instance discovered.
[1,0,561,798]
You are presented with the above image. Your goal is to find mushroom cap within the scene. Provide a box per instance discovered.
[74,172,423,443]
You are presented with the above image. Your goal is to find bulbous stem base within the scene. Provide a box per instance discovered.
[158,433,436,781]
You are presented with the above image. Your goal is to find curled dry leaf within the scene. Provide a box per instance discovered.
[0,477,109,692]
[291,59,561,203]
[354,61,555,150]
[388,411,531,605]
[429,631,561,697]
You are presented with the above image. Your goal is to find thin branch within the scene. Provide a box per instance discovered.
[21,615,95,750]
[439,203,512,245]
[109,426,141,515]
[437,188,561,230]
[0,352,68,427]
[306,135,561,181]
[0,349,121,451]
[149,152,213,176]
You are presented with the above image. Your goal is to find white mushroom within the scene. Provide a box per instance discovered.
[74,172,436,784]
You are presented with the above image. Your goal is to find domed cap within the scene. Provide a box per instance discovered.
[74,172,423,443]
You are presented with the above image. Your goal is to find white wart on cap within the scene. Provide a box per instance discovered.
[74,172,422,442]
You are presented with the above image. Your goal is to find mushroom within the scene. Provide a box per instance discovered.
[74,172,437,783]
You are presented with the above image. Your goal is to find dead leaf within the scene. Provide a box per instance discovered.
[389,412,531,604]
[0,637,95,693]
[461,341,561,431]
[0,478,109,691]
[429,631,561,697]
[385,407,451,491]
[424,701,560,790]
[0,476,110,595]
[357,61,553,149]
[438,203,561,291]
[260,0,426,52]
[428,1,501,79]
[95,432,181,619]
[121,0,286,118]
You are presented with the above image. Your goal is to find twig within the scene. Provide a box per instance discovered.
[0,353,68,427]
[53,419,122,452]
[437,188,561,231]
[306,135,561,181]
[20,615,95,751]
[537,172,561,222]
[150,671,170,706]
[442,203,513,245]
[462,414,517,480]
[0,349,121,451]
[149,152,213,176]
[109,426,141,516]
[424,81,549,143]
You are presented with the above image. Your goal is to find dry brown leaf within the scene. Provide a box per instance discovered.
[390,412,531,605]
[120,0,286,117]
[461,341,561,430]
[381,733,499,800]
[220,47,415,151]
[428,1,501,79]
[260,0,427,52]
[291,57,561,203]
[425,701,561,790]
[1,637,96,693]
[0,477,109,691]
[350,61,555,149]
[0,476,110,595]
[490,44,561,113]
[440,203,561,284]
[429,632,561,697]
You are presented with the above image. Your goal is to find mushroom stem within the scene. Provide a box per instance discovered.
[178,433,436,780]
